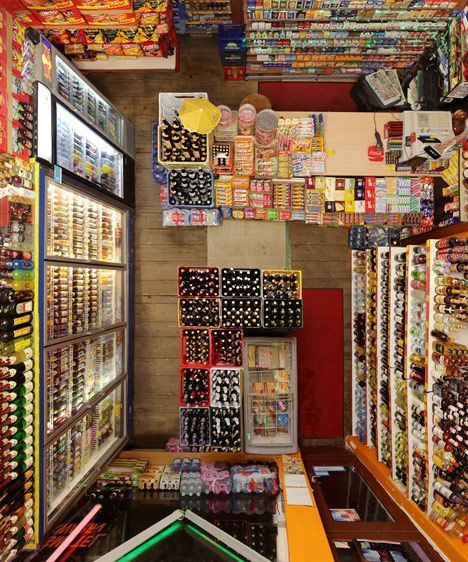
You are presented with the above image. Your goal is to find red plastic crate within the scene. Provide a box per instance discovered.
[180,368,210,407]
[211,329,244,367]
[181,328,211,366]
[177,266,220,297]
[223,66,246,81]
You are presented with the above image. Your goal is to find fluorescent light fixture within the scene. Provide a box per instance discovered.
[37,82,53,163]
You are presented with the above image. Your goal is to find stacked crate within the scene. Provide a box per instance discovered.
[218,25,246,81]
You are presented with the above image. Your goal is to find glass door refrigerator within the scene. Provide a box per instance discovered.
[243,337,298,454]
[32,49,135,537]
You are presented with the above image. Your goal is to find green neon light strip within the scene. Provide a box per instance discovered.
[186,523,245,562]
[116,521,182,562]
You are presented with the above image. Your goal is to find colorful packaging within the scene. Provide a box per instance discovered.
[201,462,232,495]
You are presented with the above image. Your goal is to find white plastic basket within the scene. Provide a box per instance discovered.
[158,92,208,124]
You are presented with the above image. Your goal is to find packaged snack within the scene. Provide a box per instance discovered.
[230,465,279,495]
[122,43,143,57]
[201,462,232,495]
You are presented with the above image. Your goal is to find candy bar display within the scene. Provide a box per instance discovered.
[180,407,210,447]
[426,237,467,539]
[210,368,241,409]
[181,368,209,406]
[244,338,297,454]
[376,248,391,468]
[178,267,219,297]
[221,268,262,298]
[221,298,262,328]
[168,168,214,208]
[389,247,408,490]
[182,328,210,365]
[263,299,302,329]
[211,329,243,367]
[179,298,220,327]
[365,250,378,448]
[56,104,123,197]
[351,250,367,443]
[96,458,148,490]
[160,118,208,165]
[405,245,428,511]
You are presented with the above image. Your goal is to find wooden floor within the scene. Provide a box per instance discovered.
[88,37,351,446]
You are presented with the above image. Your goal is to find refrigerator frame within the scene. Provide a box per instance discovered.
[33,34,135,159]
[33,81,135,208]
[37,166,134,537]
[243,336,298,455]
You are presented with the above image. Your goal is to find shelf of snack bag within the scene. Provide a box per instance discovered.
[424,235,467,546]
[2,0,178,70]
[243,0,456,79]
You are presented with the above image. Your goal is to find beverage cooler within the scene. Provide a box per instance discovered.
[32,50,135,537]
[243,337,298,454]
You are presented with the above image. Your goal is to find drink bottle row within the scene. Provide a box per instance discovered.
[178,267,303,329]
[351,236,467,540]
[0,157,36,560]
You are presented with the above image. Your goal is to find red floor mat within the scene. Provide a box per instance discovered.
[259,82,358,112]
[295,288,344,438]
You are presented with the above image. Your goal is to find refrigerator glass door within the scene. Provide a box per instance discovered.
[46,178,126,264]
[244,338,297,453]
[45,328,126,436]
[56,103,124,198]
[56,57,123,147]
[45,264,125,344]
[45,381,126,526]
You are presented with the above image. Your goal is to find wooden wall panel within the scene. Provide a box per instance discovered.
[88,37,256,446]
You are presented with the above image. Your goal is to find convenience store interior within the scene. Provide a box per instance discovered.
[0,2,467,562]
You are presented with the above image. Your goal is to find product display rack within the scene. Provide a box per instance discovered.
[405,245,428,512]
[243,1,456,79]
[425,237,467,537]
[351,250,366,443]
[38,168,131,535]
[376,247,391,468]
[351,234,467,546]
[365,249,377,449]
[438,11,468,103]
[388,247,407,491]
[184,0,233,32]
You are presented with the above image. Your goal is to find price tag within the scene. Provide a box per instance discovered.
[54,165,62,184]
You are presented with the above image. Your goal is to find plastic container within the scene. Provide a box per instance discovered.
[262,299,303,329]
[179,407,210,447]
[167,169,215,208]
[223,66,246,81]
[217,24,246,51]
[210,367,242,408]
[220,49,247,67]
[211,328,243,367]
[179,297,220,327]
[178,267,220,297]
[217,105,234,127]
[238,104,256,135]
[159,92,208,124]
[220,267,262,297]
[180,367,210,407]
[158,127,211,170]
[262,270,303,299]
[255,109,279,147]
[181,328,211,365]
